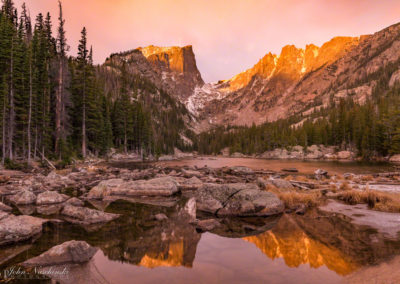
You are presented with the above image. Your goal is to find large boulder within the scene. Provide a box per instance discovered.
[305,145,323,159]
[315,169,328,179]
[23,240,97,267]
[36,191,69,205]
[0,202,12,212]
[195,183,284,217]
[61,205,120,225]
[65,197,85,207]
[230,152,246,158]
[9,190,36,205]
[229,166,254,175]
[389,154,400,163]
[269,178,294,189]
[338,151,354,160]
[87,177,179,199]
[36,204,64,215]
[0,215,47,245]
[0,211,9,220]
[87,178,123,199]
[175,176,203,191]
[259,148,290,159]
[182,169,202,178]
[291,145,304,152]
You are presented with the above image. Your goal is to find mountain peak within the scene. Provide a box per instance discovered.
[106,44,204,102]
[136,45,200,76]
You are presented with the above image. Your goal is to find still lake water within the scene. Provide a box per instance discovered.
[157,157,395,175]
[1,158,400,284]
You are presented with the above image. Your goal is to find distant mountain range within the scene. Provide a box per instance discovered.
[105,22,400,132]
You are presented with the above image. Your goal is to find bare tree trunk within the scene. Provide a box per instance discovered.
[8,36,14,160]
[82,70,86,158]
[55,57,63,156]
[27,57,32,164]
[2,97,6,165]
[124,117,127,154]
[34,124,38,160]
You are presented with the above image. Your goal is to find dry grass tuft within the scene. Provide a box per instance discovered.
[340,181,352,191]
[293,175,310,182]
[329,184,338,193]
[265,183,278,192]
[284,175,294,181]
[338,190,400,213]
[361,175,374,182]
[266,186,322,209]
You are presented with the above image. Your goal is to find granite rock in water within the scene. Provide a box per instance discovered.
[9,190,36,205]
[61,205,120,225]
[36,191,70,205]
[195,183,284,217]
[0,215,47,245]
[87,177,179,199]
[195,219,221,232]
[22,240,97,267]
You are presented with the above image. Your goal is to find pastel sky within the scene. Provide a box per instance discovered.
[14,0,400,82]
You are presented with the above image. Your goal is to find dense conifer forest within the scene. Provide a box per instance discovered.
[197,60,400,159]
[0,0,193,167]
[1,0,400,165]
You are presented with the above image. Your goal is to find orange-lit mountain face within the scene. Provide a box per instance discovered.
[105,45,204,102]
[105,22,400,130]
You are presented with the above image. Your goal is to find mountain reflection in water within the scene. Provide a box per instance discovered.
[243,214,357,275]
[1,200,400,283]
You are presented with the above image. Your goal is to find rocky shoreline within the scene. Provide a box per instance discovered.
[223,145,400,162]
[115,145,400,163]
[0,158,399,282]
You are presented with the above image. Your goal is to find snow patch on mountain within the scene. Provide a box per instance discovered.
[185,83,226,115]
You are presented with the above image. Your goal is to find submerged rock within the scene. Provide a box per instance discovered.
[36,191,69,205]
[0,215,46,245]
[23,240,97,267]
[196,219,221,232]
[9,190,36,205]
[195,183,284,217]
[154,213,168,221]
[61,205,120,225]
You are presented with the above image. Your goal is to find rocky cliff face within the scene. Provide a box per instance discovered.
[106,45,204,102]
[104,22,400,131]
[189,23,400,130]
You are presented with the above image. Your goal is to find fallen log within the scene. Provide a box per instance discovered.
[290,180,317,189]
[40,153,56,170]
[373,172,400,177]
[282,168,298,173]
